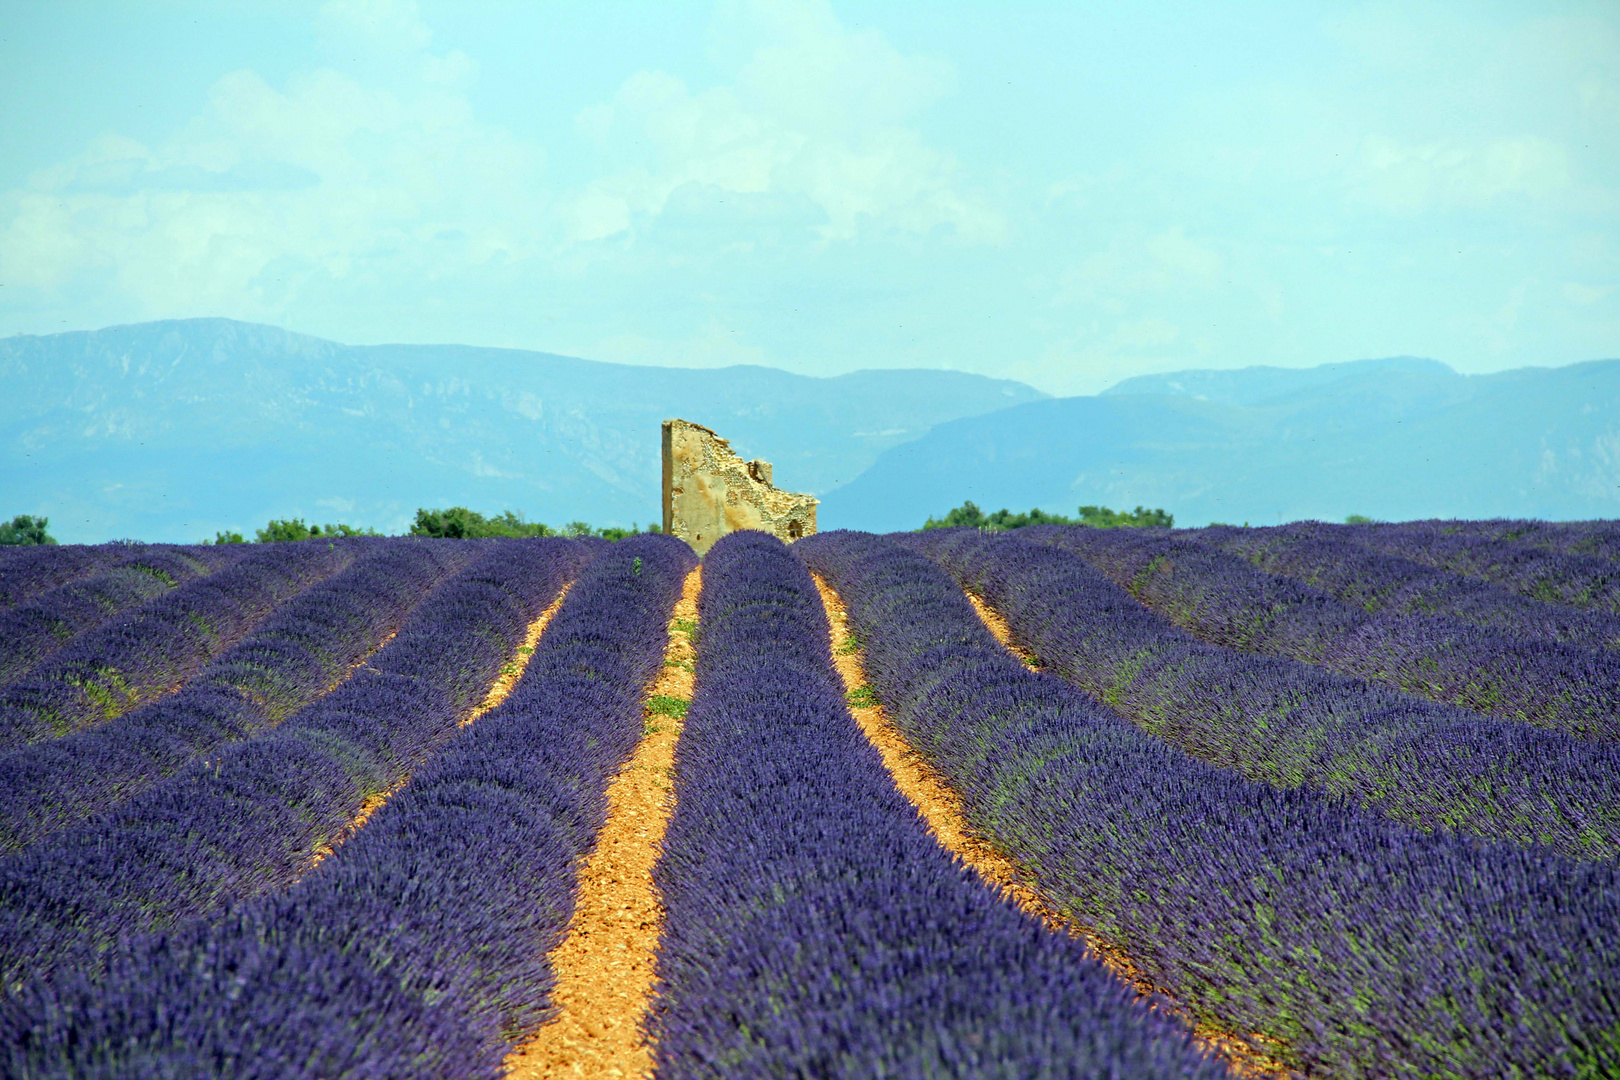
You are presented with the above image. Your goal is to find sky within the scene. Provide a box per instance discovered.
[1,0,1616,396]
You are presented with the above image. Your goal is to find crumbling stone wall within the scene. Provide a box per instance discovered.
[662,419,818,555]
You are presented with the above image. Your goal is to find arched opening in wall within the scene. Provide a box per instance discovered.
[787,519,803,539]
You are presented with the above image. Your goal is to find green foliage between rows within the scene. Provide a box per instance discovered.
[922,500,1173,531]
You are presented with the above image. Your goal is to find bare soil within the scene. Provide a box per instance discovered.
[813,574,1300,1080]
[503,567,702,1080]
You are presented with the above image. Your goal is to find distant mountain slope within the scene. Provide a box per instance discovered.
[820,357,1620,531]
[1102,356,1458,408]
[0,319,1043,542]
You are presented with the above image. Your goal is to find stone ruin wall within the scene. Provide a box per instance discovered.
[661,419,818,555]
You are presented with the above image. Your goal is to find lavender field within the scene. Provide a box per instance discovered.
[0,522,1615,1079]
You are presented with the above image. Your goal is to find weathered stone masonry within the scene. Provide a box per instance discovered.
[661,419,818,555]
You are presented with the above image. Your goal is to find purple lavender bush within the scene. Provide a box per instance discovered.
[0,539,472,853]
[797,529,1620,1079]
[648,530,1231,1080]
[0,541,355,751]
[902,527,1620,859]
[1192,523,1620,651]
[0,534,693,1079]
[1344,520,1620,613]
[1035,524,1620,742]
[0,547,237,683]
[0,543,182,612]
[0,538,588,991]
[1354,517,1620,562]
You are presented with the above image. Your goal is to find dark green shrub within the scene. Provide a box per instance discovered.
[410,507,556,539]
[0,515,56,546]
[922,501,1173,531]
[254,518,377,542]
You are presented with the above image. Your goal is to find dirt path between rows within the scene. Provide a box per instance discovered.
[812,574,1298,1080]
[302,586,574,876]
[504,567,701,1080]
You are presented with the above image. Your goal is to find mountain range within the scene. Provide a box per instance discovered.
[2,319,1615,542]
[819,355,1620,530]
[0,319,1039,542]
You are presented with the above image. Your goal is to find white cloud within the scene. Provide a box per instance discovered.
[1006,335,1198,399]
[592,316,774,370]
[1352,134,1572,213]
[564,0,1002,245]
[568,185,634,244]
[0,0,999,331]
[722,0,954,135]
[0,2,546,321]
[1563,282,1613,305]
[314,0,433,62]
[1453,281,1532,356]
[1112,316,1180,349]
[1052,227,1223,312]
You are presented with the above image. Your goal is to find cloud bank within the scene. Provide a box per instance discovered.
[0,0,1614,394]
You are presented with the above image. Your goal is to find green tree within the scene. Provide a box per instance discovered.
[254,518,377,542]
[922,501,1172,532]
[411,507,661,540]
[411,507,555,539]
[0,515,56,546]
[483,510,556,538]
[256,518,317,542]
[596,522,661,540]
[923,501,991,529]
[1076,504,1174,528]
[209,530,247,545]
[411,507,483,539]
[1345,514,1375,525]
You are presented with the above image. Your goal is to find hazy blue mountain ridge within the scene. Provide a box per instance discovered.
[1102,356,1457,407]
[1,319,1043,542]
[818,356,1620,530]
[6,319,1613,541]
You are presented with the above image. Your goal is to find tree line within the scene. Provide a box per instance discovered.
[0,516,56,546]
[7,503,1170,546]
[1,506,1397,546]
[921,501,1174,531]
[207,507,661,544]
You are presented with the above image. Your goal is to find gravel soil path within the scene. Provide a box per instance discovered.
[814,573,1299,1080]
[504,567,701,1080]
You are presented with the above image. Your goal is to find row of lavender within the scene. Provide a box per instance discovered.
[1434,516,1620,559]
[1192,523,1620,650]
[0,545,244,683]
[906,528,1620,860]
[4,534,692,1078]
[649,532,1226,1077]
[0,537,590,993]
[0,539,473,853]
[0,541,363,751]
[0,543,194,609]
[6,524,1613,1075]
[0,533,1248,1078]
[800,530,1619,1079]
[1313,518,1620,611]
[1032,524,1620,741]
